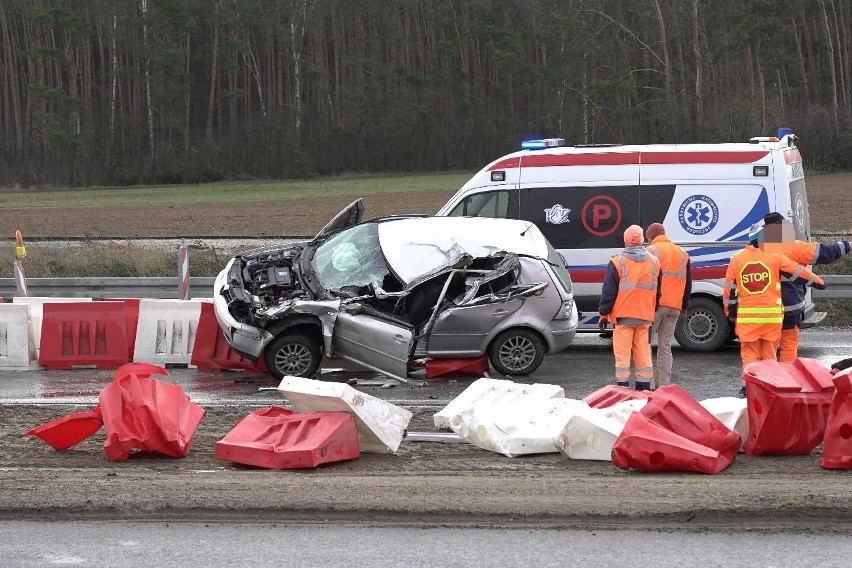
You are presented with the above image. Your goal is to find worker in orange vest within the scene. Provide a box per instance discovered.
[599,225,661,391]
[646,223,692,387]
[724,223,826,395]
[760,212,850,361]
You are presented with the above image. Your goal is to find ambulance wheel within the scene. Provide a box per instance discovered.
[675,298,729,352]
[264,333,322,380]
[488,329,545,376]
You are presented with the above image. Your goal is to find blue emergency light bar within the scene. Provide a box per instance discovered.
[521,138,566,150]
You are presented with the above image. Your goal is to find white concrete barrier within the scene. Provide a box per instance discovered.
[277,375,413,453]
[12,297,93,356]
[133,299,202,366]
[433,377,564,430]
[0,303,36,368]
[699,397,750,449]
[449,397,589,457]
[556,399,647,461]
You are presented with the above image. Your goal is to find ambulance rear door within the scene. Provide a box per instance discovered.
[516,148,641,326]
[776,146,811,240]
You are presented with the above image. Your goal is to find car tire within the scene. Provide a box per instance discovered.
[674,297,729,352]
[264,333,322,380]
[488,329,546,376]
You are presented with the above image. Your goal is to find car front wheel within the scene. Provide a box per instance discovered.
[264,333,322,380]
[488,329,546,376]
[674,297,729,352]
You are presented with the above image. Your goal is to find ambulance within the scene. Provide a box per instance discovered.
[436,130,820,351]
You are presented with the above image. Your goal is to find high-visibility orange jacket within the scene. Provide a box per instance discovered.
[647,235,691,311]
[600,250,660,322]
[723,245,824,343]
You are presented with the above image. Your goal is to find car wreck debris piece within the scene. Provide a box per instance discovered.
[277,375,412,453]
[24,363,205,461]
[583,384,651,409]
[215,406,360,469]
[424,356,490,379]
[433,377,564,430]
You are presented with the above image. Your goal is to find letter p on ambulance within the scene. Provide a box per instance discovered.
[592,204,611,228]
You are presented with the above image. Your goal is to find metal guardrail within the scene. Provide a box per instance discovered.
[0,277,216,299]
[0,275,849,300]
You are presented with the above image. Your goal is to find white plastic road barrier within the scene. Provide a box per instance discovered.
[433,377,564,430]
[449,397,589,457]
[277,375,413,453]
[556,399,648,461]
[133,299,202,366]
[12,297,93,356]
[699,397,750,449]
[0,303,36,368]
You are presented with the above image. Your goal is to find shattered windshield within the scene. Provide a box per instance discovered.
[311,223,391,290]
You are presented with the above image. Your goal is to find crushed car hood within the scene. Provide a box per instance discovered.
[377,217,551,289]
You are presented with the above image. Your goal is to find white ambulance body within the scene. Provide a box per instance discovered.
[436,133,819,351]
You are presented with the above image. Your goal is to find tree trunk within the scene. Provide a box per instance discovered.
[206,1,220,142]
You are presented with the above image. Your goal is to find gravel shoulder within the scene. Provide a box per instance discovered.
[2,405,850,533]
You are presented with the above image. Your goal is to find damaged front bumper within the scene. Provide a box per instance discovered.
[213,261,274,360]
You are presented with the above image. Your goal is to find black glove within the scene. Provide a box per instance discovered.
[813,279,827,290]
[598,317,608,332]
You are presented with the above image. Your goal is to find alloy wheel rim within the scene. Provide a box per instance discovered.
[498,336,536,371]
[274,343,313,375]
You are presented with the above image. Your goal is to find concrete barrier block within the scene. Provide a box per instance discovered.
[433,377,564,430]
[699,397,750,450]
[133,299,202,366]
[13,297,93,355]
[556,399,647,461]
[277,376,412,453]
[0,303,36,368]
[449,397,589,457]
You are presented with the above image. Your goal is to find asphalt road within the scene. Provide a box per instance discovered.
[1,328,849,408]
[2,522,850,568]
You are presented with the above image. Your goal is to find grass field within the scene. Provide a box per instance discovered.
[0,172,471,209]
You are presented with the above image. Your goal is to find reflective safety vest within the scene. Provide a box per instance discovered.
[722,246,819,342]
[611,253,660,322]
[647,236,689,310]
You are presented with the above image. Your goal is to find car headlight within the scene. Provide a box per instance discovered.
[553,298,574,320]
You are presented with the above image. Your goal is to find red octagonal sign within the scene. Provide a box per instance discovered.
[739,261,772,295]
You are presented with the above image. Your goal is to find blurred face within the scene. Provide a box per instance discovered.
[762,221,795,252]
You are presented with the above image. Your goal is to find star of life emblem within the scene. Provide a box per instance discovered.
[678,195,719,235]
[544,204,571,225]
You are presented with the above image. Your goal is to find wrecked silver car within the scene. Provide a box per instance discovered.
[213,200,578,380]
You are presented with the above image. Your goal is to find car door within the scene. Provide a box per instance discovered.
[424,297,527,355]
[331,309,414,380]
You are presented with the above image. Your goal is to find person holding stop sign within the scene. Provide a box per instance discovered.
[723,222,826,396]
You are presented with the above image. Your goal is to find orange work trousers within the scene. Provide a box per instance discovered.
[740,339,777,368]
[778,327,800,362]
[613,323,653,383]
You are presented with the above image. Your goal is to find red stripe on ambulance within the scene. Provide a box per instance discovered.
[488,150,770,171]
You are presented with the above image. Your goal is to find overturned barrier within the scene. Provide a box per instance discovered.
[38,301,130,370]
[742,358,835,456]
[820,369,852,470]
[277,375,412,453]
[583,384,651,409]
[133,299,202,366]
[433,377,564,430]
[450,397,589,457]
[215,406,360,469]
[556,399,647,461]
[699,397,749,449]
[0,303,36,368]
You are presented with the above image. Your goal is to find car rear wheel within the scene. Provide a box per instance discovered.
[264,333,322,380]
[674,297,729,352]
[488,329,546,376]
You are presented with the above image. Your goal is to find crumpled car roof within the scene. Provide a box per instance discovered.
[377,217,550,289]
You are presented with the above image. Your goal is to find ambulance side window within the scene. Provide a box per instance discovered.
[447,190,514,218]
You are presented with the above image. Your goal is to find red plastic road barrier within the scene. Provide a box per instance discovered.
[821,369,852,470]
[742,358,836,456]
[191,301,266,372]
[425,356,489,379]
[100,363,205,460]
[38,301,130,370]
[24,406,104,450]
[583,385,651,409]
[105,298,141,360]
[613,412,735,474]
[215,406,360,469]
[641,385,741,460]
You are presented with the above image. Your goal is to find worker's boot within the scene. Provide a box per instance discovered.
[634,381,652,391]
